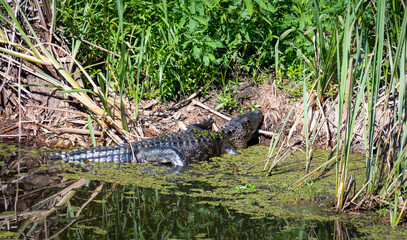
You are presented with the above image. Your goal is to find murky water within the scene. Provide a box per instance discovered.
[0,143,404,239]
[54,181,358,239]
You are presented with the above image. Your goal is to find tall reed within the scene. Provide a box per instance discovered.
[308,0,407,223]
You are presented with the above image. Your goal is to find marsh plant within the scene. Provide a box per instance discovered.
[261,0,407,227]
[293,0,407,226]
[234,184,257,194]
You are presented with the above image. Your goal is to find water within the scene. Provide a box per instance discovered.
[0,143,403,239]
[54,181,357,239]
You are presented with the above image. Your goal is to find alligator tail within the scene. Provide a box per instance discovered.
[50,143,136,163]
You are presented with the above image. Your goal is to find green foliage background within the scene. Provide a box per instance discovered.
[59,0,344,100]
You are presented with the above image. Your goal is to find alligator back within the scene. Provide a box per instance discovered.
[50,128,223,166]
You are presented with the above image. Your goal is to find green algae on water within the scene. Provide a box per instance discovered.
[54,145,368,222]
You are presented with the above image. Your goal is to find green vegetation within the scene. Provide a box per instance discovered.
[45,181,348,239]
[289,0,407,227]
[56,0,345,101]
[56,146,360,212]
[215,85,239,112]
[234,183,256,193]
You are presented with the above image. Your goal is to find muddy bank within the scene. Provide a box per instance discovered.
[0,80,296,146]
[0,80,367,153]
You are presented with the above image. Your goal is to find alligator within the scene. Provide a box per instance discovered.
[50,110,263,167]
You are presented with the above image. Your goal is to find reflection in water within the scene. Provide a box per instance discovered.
[53,181,355,239]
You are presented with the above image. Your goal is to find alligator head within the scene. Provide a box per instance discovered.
[221,110,263,149]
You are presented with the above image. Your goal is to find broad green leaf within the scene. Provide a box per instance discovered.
[208,53,216,61]
[192,46,202,59]
[203,55,210,66]
[192,16,208,26]
[188,18,199,31]
[189,0,196,14]
[205,38,224,49]
[244,0,253,16]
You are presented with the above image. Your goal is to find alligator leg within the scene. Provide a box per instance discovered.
[221,142,241,155]
[188,118,214,130]
[136,147,186,166]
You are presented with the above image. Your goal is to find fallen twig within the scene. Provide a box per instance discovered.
[31,178,87,210]
[343,180,371,210]
[244,157,271,176]
[172,87,204,109]
[37,123,103,136]
[258,129,276,136]
[27,105,89,118]
[191,100,231,120]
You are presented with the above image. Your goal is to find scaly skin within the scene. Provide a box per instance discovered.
[50,110,263,166]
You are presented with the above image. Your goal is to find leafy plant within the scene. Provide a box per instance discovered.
[234,184,256,194]
[248,101,261,111]
[57,0,332,100]
[216,91,238,112]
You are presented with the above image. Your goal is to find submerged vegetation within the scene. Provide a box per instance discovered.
[0,0,407,231]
